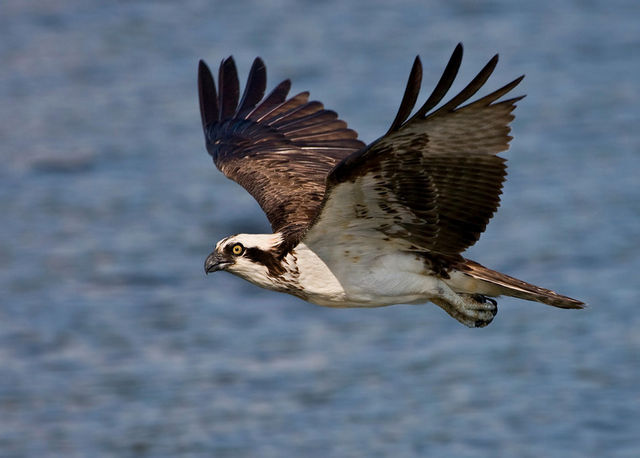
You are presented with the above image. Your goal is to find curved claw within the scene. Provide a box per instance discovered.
[472,294,497,306]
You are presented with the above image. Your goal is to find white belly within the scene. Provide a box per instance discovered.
[290,242,442,308]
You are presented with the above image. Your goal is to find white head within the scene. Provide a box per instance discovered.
[204,233,286,287]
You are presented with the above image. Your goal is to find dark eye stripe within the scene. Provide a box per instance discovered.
[244,247,286,276]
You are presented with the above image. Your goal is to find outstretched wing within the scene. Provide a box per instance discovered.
[305,44,524,257]
[198,57,365,246]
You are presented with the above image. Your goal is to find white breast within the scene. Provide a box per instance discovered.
[284,243,347,305]
[291,240,441,308]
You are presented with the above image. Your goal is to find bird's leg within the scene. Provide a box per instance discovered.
[431,283,498,328]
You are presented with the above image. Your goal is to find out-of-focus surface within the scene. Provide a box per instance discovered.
[1,0,639,456]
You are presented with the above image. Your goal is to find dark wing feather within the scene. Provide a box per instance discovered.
[246,79,291,120]
[387,56,422,134]
[198,57,365,249]
[410,43,463,120]
[236,58,266,116]
[218,58,239,120]
[306,44,524,256]
[198,60,218,128]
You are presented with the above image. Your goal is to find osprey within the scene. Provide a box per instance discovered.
[198,44,584,327]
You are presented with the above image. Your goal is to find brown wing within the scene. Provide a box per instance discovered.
[306,44,524,256]
[198,57,365,246]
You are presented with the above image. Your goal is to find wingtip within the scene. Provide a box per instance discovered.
[198,58,218,130]
[252,56,267,77]
[386,55,423,133]
[218,56,240,120]
[511,75,526,99]
[236,57,268,117]
[219,55,238,77]
[198,59,211,76]
[411,55,423,79]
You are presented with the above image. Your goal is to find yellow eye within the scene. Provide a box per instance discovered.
[231,243,244,256]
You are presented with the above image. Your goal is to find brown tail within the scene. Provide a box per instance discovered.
[459,259,585,309]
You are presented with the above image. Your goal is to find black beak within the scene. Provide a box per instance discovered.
[204,252,230,274]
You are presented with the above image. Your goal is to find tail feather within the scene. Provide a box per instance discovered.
[459,259,585,309]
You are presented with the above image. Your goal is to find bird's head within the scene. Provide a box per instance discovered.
[204,233,286,285]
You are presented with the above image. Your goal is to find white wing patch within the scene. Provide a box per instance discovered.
[305,173,427,250]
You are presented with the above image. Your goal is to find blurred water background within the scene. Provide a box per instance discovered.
[1,0,639,456]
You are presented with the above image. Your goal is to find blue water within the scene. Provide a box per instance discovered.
[1,0,639,456]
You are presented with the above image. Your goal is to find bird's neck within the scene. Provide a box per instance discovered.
[278,243,346,304]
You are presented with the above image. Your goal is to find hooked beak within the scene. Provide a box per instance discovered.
[204,252,231,274]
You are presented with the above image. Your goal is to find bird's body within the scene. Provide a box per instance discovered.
[222,233,441,308]
[198,44,584,327]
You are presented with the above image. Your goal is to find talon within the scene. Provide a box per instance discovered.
[436,293,499,328]
[472,294,497,306]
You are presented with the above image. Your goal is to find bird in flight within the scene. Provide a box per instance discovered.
[198,44,584,327]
